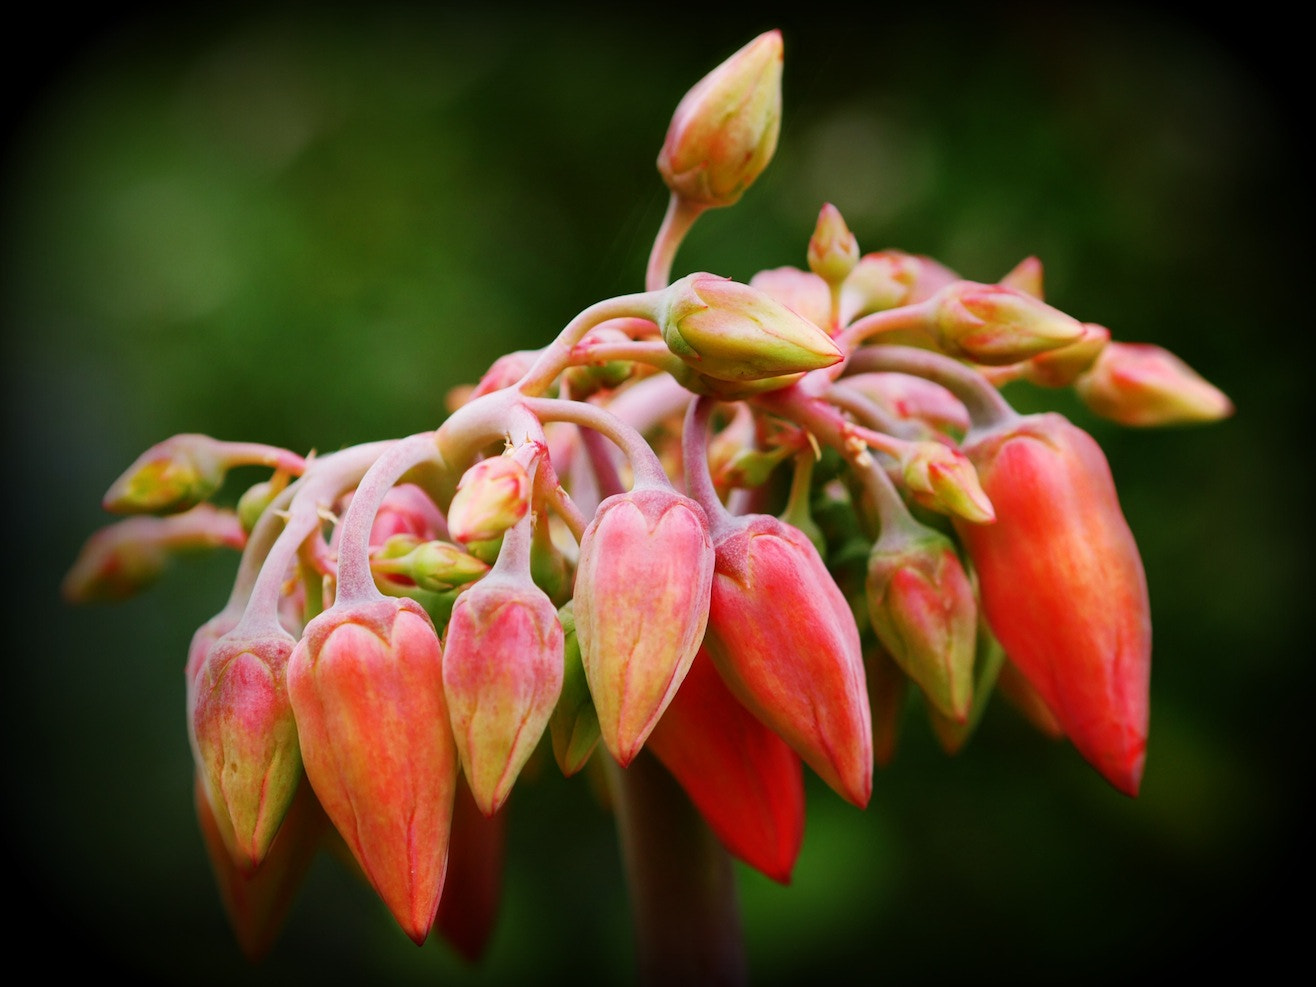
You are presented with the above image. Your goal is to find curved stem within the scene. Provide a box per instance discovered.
[646,193,709,292]
[515,292,663,397]
[521,396,670,489]
[843,344,1016,434]
[833,298,936,353]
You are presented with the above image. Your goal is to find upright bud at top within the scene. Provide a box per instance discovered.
[1075,342,1234,427]
[807,203,860,287]
[447,456,531,545]
[656,30,783,208]
[659,273,842,383]
[930,282,1085,365]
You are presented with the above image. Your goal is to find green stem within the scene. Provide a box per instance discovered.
[606,753,747,987]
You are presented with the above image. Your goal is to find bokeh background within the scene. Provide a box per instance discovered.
[4,3,1307,983]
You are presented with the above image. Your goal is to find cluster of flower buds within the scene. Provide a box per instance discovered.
[65,28,1232,964]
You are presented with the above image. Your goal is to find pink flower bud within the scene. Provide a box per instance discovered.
[954,413,1151,795]
[442,574,564,815]
[193,772,324,962]
[659,273,842,383]
[1022,322,1111,388]
[573,486,715,765]
[287,597,458,943]
[369,482,447,545]
[447,457,531,545]
[807,203,861,287]
[703,513,873,808]
[898,441,995,524]
[865,526,978,723]
[1075,341,1234,427]
[647,646,804,884]
[931,282,1085,365]
[839,251,920,322]
[656,30,783,208]
[189,630,302,871]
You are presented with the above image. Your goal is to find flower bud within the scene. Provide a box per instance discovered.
[840,372,971,439]
[898,441,995,524]
[287,596,457,943]
[656,30,783,208]
[998,255,1045,298]
[573,485,715,765]
[62,505,246,603]
[1075,341,1234,427]
[369,483,447,545]
[866,524,978,723]
[954,413,1151,795]
[807,203,861,287]
[375,537,489,594]
[447,457,531,545]
[548,602,601,776]
[194,771,324,962]
[102,433,228,514]
[1022,322,1110,388]
[189,629,302,871]
[838,250,920,322]
[442,574,564,816]
[659,273,842,383]
[647,646,804,883]
[703,513,873,808]
[930,282,1085,365]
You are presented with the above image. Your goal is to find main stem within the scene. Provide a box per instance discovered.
[607,753,747,987]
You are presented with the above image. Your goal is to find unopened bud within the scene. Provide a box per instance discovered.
[899,441,995,524]
[447,457,531,545]
[1022,323,1111,388]
[931,282,1085,365]
[659,273,842,383]
[807,203,860,287]
[103,433,228,514]
[656,30,783,208]
[1076,341,1234,427]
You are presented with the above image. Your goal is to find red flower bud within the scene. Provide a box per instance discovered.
[573,486,715,765]
[647,646,805,884]
[442,575,564,816]
[954,413,1151,795]
[703,514,873,808]
[287,597,458,943]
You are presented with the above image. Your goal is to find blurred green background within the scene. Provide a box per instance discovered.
[4,3,1306,983]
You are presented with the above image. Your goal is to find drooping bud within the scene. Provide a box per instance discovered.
[866,521,978,723]
[659,273,842,383]
[287,596,458,943]
[548,602,601,776]
[656,30,783,208]
[573,485,715,765]
[1075,341,1234,427]
[442,572,564,816]
[703,513,873,808]
[807,203,861,288]
[930,282,1086,365]
[954,412,1151,795]
[647,646,805,884]
[447,457,531,545]
[189,629,302,871]
[102,433,229,514]
[193,771,325,962]
[62,504,246,603]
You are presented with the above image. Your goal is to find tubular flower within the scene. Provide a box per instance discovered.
[188,629,302,872]
[287,596,458,943]
[703,513,873,808]
[573,484,715,765]
[647,645,805,884]
[442,573,565,816]
[954,412,1151,795]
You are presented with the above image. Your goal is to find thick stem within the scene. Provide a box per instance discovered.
[607,753,747,987]
[843,344,1016,435]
